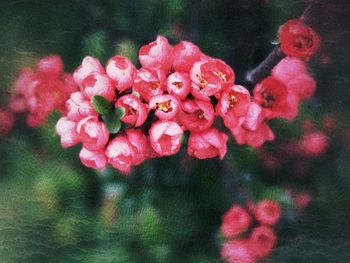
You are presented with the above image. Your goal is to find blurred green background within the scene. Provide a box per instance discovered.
[0,0,350,262]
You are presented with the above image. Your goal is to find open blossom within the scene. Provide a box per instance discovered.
[116,94,148,127]
[125,129,148,165]
[172,41,201,72]
[254,199,281,226]
[66,91,97,121]
[179,99,214,131]
[106,55,137,92]
[253,76,299,120]
[279,19,321,60]
[166,72,191,100]
[0,109,15,136]
[190,59,235,100]
[221,205,251,238]
[299,131,329,157]
[149,121,183,156]
[133,68,166,102]
[79,147,108,170]
[188,128,228,160]
[56,117,80,148]
[77,116,109,151]
[217,85,251,129]
[73,56,104,86]
[221,240,254,263]
[272,57,316,99]
[80,72,115,102]
[139,35,173,72]
[149,94,180,120]
[249,226,277,258]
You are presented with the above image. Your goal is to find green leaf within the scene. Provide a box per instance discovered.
[91,95,113,115]
[103,106,125,134]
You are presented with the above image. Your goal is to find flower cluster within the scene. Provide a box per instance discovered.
[279,19,321,60]
[54,32,320,173]
[220,199,281,263]
[10,55,77,127]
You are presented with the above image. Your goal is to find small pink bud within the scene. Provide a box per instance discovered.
[254,199,281,226]
[81,73,115,102]
[56,117,80,148]
[37,55,64,78]
[221,205,251,238]
[77,116,109,151]
[79,147,108,170]
[66,91,97,121]
[172,41,201,72]
[249,226,277,258]
[73,56,105,86]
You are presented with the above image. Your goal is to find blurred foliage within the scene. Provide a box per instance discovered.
[0,0,350,262]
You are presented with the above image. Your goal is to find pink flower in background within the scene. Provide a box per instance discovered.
[73,56,105,86]
[79,147,108,170]
[80,72,115,102]
[106,55,137,92]
[179,99,214,131]
[37,55,64,78]
[0,109,15,136]
[66,91,97,121]
[221,205,251,238]
[77,116,109,151]
[172,41,202,72]
[166,72,191,100]
[133,68,166,102]
[139,35,173,72]
[116,94,149,127]
[188,128,228,160]
[254,199,281,226]
[56,117,80,148]
[249,226,277,258]
[299,131,329,157]
[149,94,180,120]
[221,240,255,263]
[149,120,183,156]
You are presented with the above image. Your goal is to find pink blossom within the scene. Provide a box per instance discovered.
[37,55,64,78]
[106,55,137,92]
[73,56,104,86]
[188,128,228,160]
[294,192,312,210]
[149,121,183,156]
[125,128,148,165]
[221,240,255,263]
[80,72,115,102]
[56,117,80,148]
[0,109,15,136]
[79,147,108,170]
[77,116,109,150]
[166,72,191,100]
[132,68,166,102]
[190,59,235,101]
[172,41,201,72]
[179,99,214,131]
[115,94,148,127]
[249,226,277,258]
[299,131,329,157]
[66,91,97,121]
[253,199,281,226]
[149,94,180,120]
[139,35,173,72]
[221,205,251,238]
[217,85,251,129]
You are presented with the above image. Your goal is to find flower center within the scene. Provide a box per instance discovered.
[195,109,204,119]
[216,71,227,82]
[197,74,208,90]
[294,35,313,49]
[262,91,275,108]
[150,81,160,90]
[126,106,137,115]
[172,81,183,89]
[228,93,238,108]
[156,100,173,112]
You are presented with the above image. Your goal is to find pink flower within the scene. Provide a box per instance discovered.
[188,128,228,160]
[0,109,15,136]
[221,240,255,263]
[149,121,183,156]
[294,192,312,210]
[106,135,134,174]
[139,35,173,72]
[272,57,316,99]
[253,76,299,120]
[190,59,235,100]
[37,55,64,78]
[80,72,115,102]
[179,99,214,131]
[254,199,281,226]
[132,68,166,102]
[221,205,251,238]
[77,116,109,150]
[172,41,201,72]
[217,85,251,129]
[73,56,104,86]
[115,94,148,127]
[79,147,108,170]
[299,131,329,157]
[106,55,137,92]
[249,226,277,258]
[56,117,80,148]
[124,128,148,165]
[166,72,191,100]
[149,94,180,120]
[66,91,97,121]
